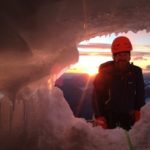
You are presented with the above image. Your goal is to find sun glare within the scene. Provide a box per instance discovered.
[66,65,98,76]
[67,55,112,76]
[85,67,98,76]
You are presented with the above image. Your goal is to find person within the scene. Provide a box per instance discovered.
[92,36,145,130]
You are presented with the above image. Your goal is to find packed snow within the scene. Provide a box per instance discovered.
[0,81,150,150]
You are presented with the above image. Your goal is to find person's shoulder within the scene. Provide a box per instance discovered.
[99,61,114,72]
[100,61,114,68]
[130,63,142,73]
[131,63,142,71]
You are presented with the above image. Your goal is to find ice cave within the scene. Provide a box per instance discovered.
[0,0,150,150]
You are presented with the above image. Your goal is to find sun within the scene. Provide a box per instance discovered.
[66,65,98,76]
[66,55,110,76]
[66,55,99,75]
[84,67,98,76]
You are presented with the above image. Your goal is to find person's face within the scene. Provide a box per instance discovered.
[113,52,130,62]
[113,52,131,72]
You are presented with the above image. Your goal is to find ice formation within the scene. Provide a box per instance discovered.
[0,0,150,149]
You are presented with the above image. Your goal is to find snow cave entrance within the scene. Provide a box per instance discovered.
[55,30,150,120]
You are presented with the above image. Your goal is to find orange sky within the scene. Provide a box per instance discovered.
[66,30,150,76]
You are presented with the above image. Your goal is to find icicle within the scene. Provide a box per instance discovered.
[22,99,28,138]
[0,93,4,130]
[0,102,2,129]
[9,101,14,134]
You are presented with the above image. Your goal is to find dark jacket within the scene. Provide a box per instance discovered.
[92,61,145,117]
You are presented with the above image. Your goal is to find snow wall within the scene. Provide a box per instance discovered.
[0,81,150,150]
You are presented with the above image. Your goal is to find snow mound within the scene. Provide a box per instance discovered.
[2,86,147,150]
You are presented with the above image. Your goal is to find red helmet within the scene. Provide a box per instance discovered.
[111,36,132,54]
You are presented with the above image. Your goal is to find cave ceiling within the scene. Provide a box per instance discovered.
[0,0,150,92]
[0,0,150,54]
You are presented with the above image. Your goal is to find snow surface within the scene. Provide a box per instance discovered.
[0,84,149,150]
